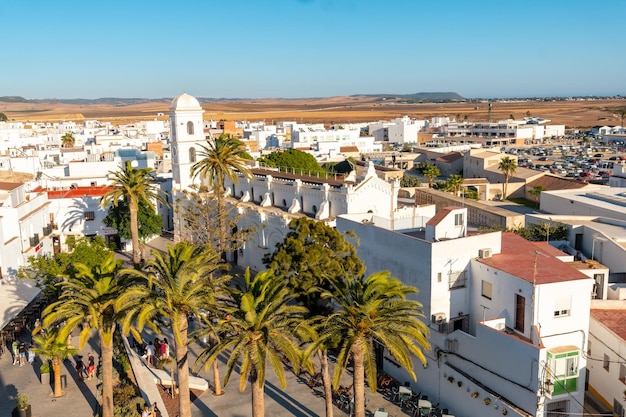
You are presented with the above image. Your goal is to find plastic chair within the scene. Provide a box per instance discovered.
[391,386,400,403]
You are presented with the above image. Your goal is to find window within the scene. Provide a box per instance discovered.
[554,297,571,318]
[604,354,610,371]
[547,400,569,417]
[189,147,196,163]
[515,294,525,332]
[186,121,194,135]
[454,213,463,226]
[84,211,95,221]
[437,272,442,283]
[547,350,579,396]
[481,281,492,300]
[620,364,626,384]
[614,399,625,417]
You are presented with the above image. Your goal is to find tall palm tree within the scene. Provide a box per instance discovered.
[61,133,75,148]
[120,242,229,417]
[32,330,78,397]
[422,164,441,188]
[498,156,518,199]
[195,269,313,417]
[446,174,464,197]
[190,134,252,258]
[314,271,430,417]
[101,160,166,266]
[41,253,129,417]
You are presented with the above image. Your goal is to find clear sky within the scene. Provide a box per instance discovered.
[1,0,624,99]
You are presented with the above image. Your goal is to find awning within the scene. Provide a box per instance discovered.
[0,279,41,331]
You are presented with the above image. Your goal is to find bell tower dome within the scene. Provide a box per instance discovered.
[169,93,204,191]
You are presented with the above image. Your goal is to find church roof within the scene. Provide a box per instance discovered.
[169,93,201,111]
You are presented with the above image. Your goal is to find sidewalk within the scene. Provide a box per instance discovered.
[0,330,100,417]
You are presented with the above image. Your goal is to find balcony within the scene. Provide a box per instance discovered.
[43,224,53,236]
[29,234,40,248]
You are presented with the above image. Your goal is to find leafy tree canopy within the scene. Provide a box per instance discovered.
[264,217,365,315]
[400,174,421,187]
[19,236,113,298]
[0,112,7,122]
[103,197,162,241]
[258,149,325,175]
[514,222,568,242]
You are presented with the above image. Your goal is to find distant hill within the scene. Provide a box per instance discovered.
[356,92,465,102]
[0,96,30,103]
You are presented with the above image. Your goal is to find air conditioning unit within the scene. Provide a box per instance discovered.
[479,248,492,259]
[431,313,447,323]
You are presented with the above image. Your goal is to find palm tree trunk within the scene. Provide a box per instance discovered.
[352,341,366,417]
[212,353,223,395]
[251,369,265,417]
[52,356,63,397]
[503,174,509,199]
[176,315,192,417]
[216,188,227,260]
[100,331,114,417]
[317,349,334,417]
[130,200,140,266]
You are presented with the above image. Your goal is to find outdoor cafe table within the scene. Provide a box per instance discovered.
[418,398,432,413]
[399,385,412,394]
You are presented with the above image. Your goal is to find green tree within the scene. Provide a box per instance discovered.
[19,236,112,299]
[514,222,568,242]
[41,252,129,417]
[528,185,545,208]
[103,197,162,252]
[313,271,430,417]
[498,156,518,199]
[195,269,313,417]
[120,242,229,415]
[61,133,75,148]
[32,329,78,397]
[446,174,464,196]
[101,161,166,266]
[265,218,365,417]
[257,149,326,176]
[400,174,421,187]
[422,165,441,188]
[0,112,7,122]
[191,134,252,259]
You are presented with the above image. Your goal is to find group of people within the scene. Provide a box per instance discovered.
[11,340,35,366]
[74,352,96,381]
[141,402,162,417]
[141,337,170,367]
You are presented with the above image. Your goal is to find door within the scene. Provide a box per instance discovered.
[515,294,525,332]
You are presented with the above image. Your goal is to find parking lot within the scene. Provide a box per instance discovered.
[502,139,625,184]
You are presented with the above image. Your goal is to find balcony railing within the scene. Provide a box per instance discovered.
[29,234,40,248]
[43,224,53,236]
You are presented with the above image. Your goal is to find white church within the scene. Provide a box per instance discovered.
[168,93,401,270]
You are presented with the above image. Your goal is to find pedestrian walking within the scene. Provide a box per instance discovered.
[151,402,162,417]
[18,342,26,366]
[27,341,35,364]
[75,355,85,381]
[145,341,155,367]
[141,405,151,417]
[11,340,18,365]
[87,352,96,380]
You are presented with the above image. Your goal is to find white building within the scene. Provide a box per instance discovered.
[368,116,427,144]
[337,207,594,417]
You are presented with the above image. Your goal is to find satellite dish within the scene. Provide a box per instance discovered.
[130,160,139,168]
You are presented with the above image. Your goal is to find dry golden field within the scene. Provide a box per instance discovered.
[1,96,625,130]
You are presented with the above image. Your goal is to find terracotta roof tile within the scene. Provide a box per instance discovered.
[591,309,626,341]
[426,207,455,227]
[477,232,589,284]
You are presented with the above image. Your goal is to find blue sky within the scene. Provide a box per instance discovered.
[1,0,624,99]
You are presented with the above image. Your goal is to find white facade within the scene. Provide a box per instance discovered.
[169,93,205,192]
[336,208,593,417]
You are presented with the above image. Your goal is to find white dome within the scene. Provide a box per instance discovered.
[169,93,201,111]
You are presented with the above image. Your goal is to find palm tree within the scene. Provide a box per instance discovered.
[120,242,229,417]
[315,271,430,417]
[101,160,166,266]
[190,134,252,258]
[422,165,440,188]
[41,253,129,417]
[498,156,518,199]
[61,133,75,148]
[195,269,313,417]
[446,174,464,197]
[528,185,545,208]
[32,330,78,397]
